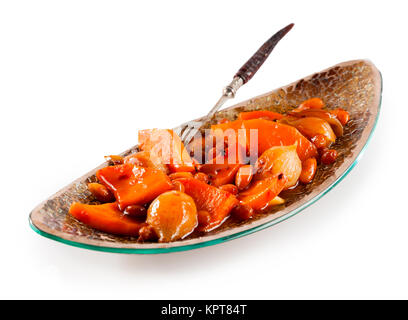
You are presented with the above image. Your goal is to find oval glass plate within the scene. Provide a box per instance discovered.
[29,60,382,254]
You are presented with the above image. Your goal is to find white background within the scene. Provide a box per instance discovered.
[1,0,407,299]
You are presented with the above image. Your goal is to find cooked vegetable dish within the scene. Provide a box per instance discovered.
[69,98,350,242]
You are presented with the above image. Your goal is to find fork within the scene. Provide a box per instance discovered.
[175,23,295,145]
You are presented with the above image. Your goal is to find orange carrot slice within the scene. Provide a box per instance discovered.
[96,163,173,210]
[69,202,143,236]
[238,110,283,121]
[241,119,318,161]
[178,178,238,232]
[138,129,195,173]
[237,174,287,210]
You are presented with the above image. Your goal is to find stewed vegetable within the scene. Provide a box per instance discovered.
[69,98,349,242]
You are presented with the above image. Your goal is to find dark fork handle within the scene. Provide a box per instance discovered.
[235,23,294,84]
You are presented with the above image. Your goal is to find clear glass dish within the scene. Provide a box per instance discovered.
[29,60,382,254]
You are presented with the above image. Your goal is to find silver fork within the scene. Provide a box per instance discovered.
[175,23,294,146]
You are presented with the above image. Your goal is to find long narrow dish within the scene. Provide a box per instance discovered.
[29,59,382,254]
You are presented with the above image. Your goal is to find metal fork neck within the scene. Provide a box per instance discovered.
[207,76,244,118]
[223,76,244,99]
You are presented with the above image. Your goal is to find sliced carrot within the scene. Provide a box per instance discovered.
[210,119,249,164]
[211,118,242,143]
[202,163,242,187]
[178,178,239,232]
[213,118,317,162]
[185,136,206,163]
[210,118,318,162]
[211,119,243,133]
[213,164,242,187]
[241,119,318,161]
[197,148,243,187]
[237,174,287,210]
[292,98,325,112]
[235,165,254,190]
[138,129,195,173]
[96,163,173,210]
[69,202,142,236]
[197,153,230,174]
[238,110,284,121]
[124,151,168,173]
